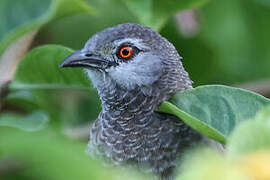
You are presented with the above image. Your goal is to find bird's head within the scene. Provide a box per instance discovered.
[60,23,192,98]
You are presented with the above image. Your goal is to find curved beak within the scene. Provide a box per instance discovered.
[59,50,116,70]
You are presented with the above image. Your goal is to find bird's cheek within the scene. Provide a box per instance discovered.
[108,66,162,90]
[105,53,162,89]
[107,64,138,89]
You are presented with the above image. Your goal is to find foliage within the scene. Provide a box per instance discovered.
[0,0,94,58]
[122,0,210,31]
[1,0,270,179]
[159,85,270,144]
[7,45,270,145]
[177,106,270,180]
[227,106,270,157]
[0,111,48,131]
[8,45,100,127]
[0,127,146,180]
[3,43,270,179]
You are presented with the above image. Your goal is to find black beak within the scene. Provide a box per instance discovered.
[59,50,116,69]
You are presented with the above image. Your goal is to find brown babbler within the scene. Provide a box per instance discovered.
[60,23,203,179]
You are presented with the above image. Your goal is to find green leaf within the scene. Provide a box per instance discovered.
[159,85,270,144]
[250,0,270,8]
[0,0,95,59]
[227,106,270,157]
[0,111,49,131]
[196,0,270,84]
[8,45,100,125]
[122,0,210,31]
[10,45,90,90]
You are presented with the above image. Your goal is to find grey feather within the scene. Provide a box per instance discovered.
[69,23,204,179]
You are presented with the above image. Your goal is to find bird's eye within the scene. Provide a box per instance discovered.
[119,46,133,59]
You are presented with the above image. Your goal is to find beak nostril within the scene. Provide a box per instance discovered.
[85,53,92,57]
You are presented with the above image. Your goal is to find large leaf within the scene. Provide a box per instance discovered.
[8,45,100,125]
[10,45,90,90]
[0,0,95,59]
[159,85,270,144]
[122,0,210,31]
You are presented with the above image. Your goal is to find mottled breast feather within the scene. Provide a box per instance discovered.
[87,75,201,179]
[84,23,201,180]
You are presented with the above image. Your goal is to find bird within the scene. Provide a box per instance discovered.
[60,23,203,179]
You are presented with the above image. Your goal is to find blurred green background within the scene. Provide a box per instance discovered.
[37,0,270,86]
[27,0,270,126]
[1,0,270,179]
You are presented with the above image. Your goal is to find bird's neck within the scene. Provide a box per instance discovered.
[86,70,169,137]
[100,80,160,114]
[93,74,162,126]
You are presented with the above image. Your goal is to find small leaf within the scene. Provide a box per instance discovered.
[0,0,95,59]
[159,85,270,144]
[122,0,210,31]
[0,111,49,131]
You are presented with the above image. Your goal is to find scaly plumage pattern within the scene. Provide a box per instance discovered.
[61,23,203,179]
[87,75,201,179]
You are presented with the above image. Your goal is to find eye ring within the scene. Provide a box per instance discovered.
[119,46,133,59]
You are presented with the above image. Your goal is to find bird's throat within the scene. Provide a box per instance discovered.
[94,75,162,136]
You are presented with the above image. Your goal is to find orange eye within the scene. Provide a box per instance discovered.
[119,46,133,59]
